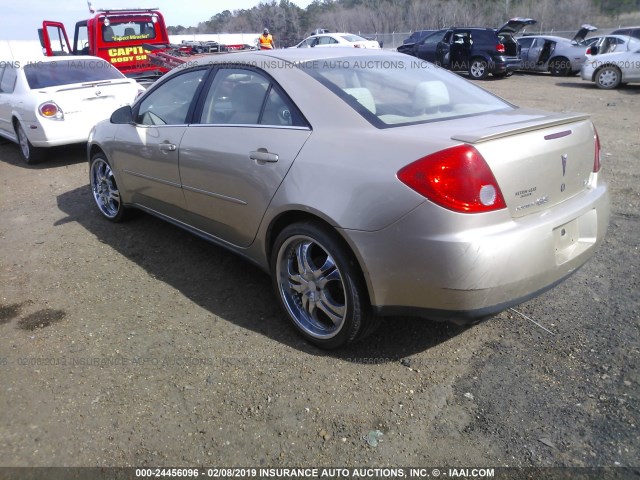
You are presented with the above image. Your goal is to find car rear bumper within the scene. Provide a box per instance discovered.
[23,114,111,148]
[341,179,609,322]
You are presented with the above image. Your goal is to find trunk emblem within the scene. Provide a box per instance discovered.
[95,89,102,97]
[561,154,568,176]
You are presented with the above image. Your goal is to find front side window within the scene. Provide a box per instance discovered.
[303,54,512,128]
[421,31,445,47]
[517,37,535,49]
[137,69,207,125]
[198,68,306,127]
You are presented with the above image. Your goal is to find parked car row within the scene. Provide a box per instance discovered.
[397,18,537,79]
[397,21,640,87]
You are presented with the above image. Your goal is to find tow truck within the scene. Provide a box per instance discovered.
[38,5,249,85]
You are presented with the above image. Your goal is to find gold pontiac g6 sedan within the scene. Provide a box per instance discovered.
[88,49,609,349]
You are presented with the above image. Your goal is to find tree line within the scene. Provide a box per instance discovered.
[167,0,640,47]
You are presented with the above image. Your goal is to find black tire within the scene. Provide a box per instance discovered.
[271,221,378,349]
[468,58,489,80]
[594,66,622,90]
[15,121,45,164]
[549,57,571,77]
[89,153,127,222]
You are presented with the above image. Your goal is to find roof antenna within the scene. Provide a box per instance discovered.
[87,1,95,13]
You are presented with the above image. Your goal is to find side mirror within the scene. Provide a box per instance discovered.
[111,105,134,124]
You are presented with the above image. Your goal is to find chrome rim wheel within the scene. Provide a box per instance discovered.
[470,60,486,78]
[90,158,121,219]
[598,68,619,88]
[17,124,30,159]
[276,235,347,340]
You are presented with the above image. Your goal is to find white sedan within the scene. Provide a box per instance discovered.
[581,36,640,89]
[0,56,142,164]
[293,33,380,49]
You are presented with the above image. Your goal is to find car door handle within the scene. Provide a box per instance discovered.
[249,150,279,163]
[159,143,177,152]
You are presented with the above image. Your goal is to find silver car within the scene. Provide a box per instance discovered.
[88,49,609,349]
[517,25,598,76]
[581,36,640,88]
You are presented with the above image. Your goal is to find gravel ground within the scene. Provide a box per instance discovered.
[0,72,638,475]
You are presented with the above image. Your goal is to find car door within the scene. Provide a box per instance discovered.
[111,67,209,220]
[526,38,547,70]
[517,37,535,69]
[628,49,640,81]
[449,30,471,70]
[435,30,453,67]
[415,30,446,62]
[178,67,312,247]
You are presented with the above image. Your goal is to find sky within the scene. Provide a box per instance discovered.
[1,0,314,41]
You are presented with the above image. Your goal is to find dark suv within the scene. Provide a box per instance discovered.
[610,26,640,39]
[399,18,536,79]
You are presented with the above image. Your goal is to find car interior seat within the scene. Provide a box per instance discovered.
[103,26,115,41]
[343,87,376,115]
[413,81,450,114]
[229,82,267,124]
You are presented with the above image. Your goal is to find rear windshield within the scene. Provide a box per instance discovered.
[301,54,512,128]
[340,34,368,43]
[23,60,124,89]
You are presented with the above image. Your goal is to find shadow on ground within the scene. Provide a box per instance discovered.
[56,185,471,361]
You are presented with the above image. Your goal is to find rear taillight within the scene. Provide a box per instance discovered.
[38,102,64,120]
[496,43,505,53]
[397,145,506,213]
[586,47,592,55]
[593,128,601,173]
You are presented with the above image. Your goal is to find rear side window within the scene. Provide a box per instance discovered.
[0,66,17,93]
[517,37,534,48]
[469,30,495,44]
[198,68,306,127]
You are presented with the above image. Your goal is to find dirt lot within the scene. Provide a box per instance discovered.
[0,73,638,474]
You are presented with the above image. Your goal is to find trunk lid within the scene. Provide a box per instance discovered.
[451,112,596,218]
[572,24,598,44]
[41,80,138,120]
[497,17,537,35]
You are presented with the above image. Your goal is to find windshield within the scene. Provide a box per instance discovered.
[301,55,513,128]
[102,19,157,42]
[24,60,124,89]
